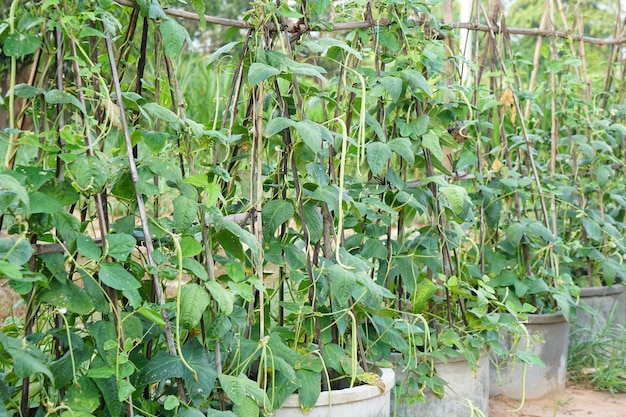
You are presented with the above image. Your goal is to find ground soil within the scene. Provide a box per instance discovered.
[489,382,626,417]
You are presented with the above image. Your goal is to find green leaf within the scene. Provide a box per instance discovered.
[0,237,34,265]
[173,195,198,232]
[44,89,86,113]
[400,69,433,97]
[295,120,323,154]
[159,18,189,58]
[105,234,136,261]
[182,258,208,281]
[0,173,29,213]
[379,76,403,102]
[206,41,241,66]
[205,281,235,316]
[39,279,94,315]
[63,377,100,413]
[411,279,437,313]
[142,102,179,124]
[218,374,246,404]
[118,379,136,402]
[180,283,210,329]
[3,32,40,57]
[439,184,468,216]
[388,137,415,165]
[262,200,295,243]
[53,211,81,244]
[582,217,602,242]
[328,264,356,307]
[180,407,208,417]
[421,131,444,165]
[163,395,180,410]
[28,191,62,214]
[506,222,526,247]
[141,129,171,154]
[139,352,184,385]
[70,155,108,194]
[99,263,141,290]
[264,117,296,137]
[526,221,554,243]
[295,369,321,411]
[13,84,44,98]
[77,235,102,260]
[233,396,258,417]
[248,62,280,84]
[180,235,203,257]
[221,220,261,266]
[302,202,323,244]
[366,142,392,175]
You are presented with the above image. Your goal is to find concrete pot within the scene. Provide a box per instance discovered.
[274,367,394,417]
[490,311,570,400]
[392,353,489,417]
[571,284,626,342]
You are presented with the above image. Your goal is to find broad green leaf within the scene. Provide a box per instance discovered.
[182,258,208,281]
[304,37,362,60]
[328,264,356,307]
[159,18,189,58]
[366,142,392,175]
[0,333,54,384]
[582,217,602,242]
[295,369,321,412]
[163,395,180,410]
[248,62,280,84]
[13,84,44,98]
[206,41,241,66]
[139,351,184,385]
[76,235,101,260]
[182,340,218,405]
[0,237,34,265]
[118,379,136,402]
[221,220,261,266]
[295,120,322,154]
[206,280,235,316]
[70,155,108,194]
[262,200,294,243]
[180,283,210,329]
[180,235,203,257]
[412,279,437,313]
[105,233,136,261]
[180,407,208,417]
[62,377,100,413]
[309,185,339,212]
[3,32,40,57]
[44,89,86,113]
[233,396,258,417]
[142,102,179,124]
[379,76,403,102]
[526,221,555,243]
[302,202,323,244]
[141,129,171,154]
[39,279,94,315]
[439,184,468,216]
[284,60,326,81]
[506,222,526,247]
[264,117,295,137]
[421,131,444,165]
[0,174,29,213]
[99,263,141,290]
[400,69,433,97]
[173,195,198,232]
[53,211,81,244]
[388,137,415,165]
[218,374,246,404]
[28,191,62,214]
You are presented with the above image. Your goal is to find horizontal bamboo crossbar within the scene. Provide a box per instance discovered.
[114,0,626,46]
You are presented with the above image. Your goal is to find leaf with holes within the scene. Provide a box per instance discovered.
[3,32,40,57]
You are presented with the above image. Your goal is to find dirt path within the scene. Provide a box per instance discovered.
[489,383,626,417]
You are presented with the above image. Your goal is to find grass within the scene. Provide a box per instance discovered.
[568,313,626,394]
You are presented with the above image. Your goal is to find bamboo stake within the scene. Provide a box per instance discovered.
[104,29,188,403]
